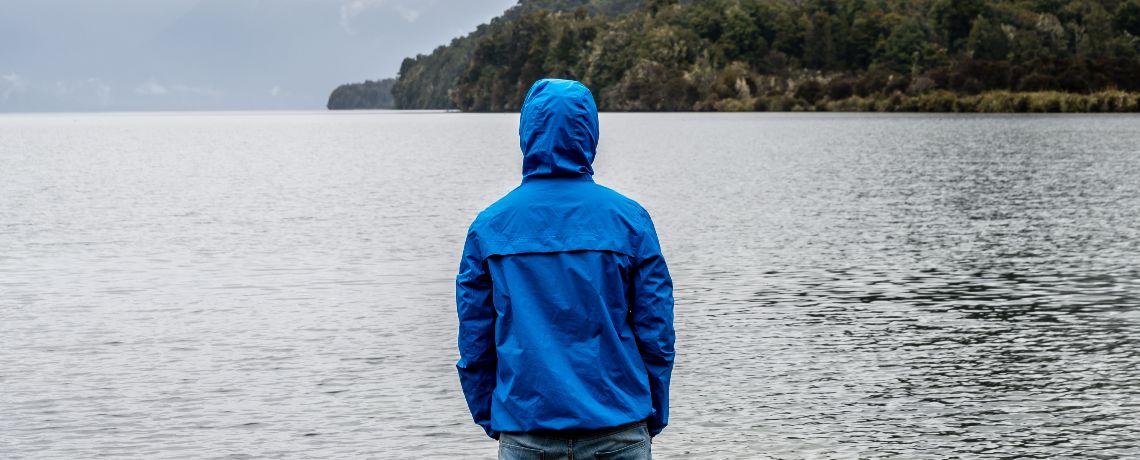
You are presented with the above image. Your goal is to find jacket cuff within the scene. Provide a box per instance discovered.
[647,423,665,437]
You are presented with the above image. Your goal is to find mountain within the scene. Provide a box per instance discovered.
[329,0,639,110]
[330,0,1140,112]
[327,78,397,110]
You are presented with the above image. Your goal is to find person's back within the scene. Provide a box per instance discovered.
[455,79,675,459]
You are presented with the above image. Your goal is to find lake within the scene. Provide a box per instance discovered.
[1,111,1138,459]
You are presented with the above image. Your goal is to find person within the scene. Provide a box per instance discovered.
[455,78,675,460]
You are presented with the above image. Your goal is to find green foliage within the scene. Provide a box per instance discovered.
[840,90,1140,112]
[347,0,1140,112]
[327,78,396,110]
[876,16,928,73]
[967,15,1010,60]
[930,0,986,52]
[1119,0,1140,36]
[385,0,640,110]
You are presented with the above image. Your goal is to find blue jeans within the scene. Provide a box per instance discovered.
[498,422,652,460]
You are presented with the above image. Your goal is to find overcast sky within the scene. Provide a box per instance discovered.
[0,0,517,112]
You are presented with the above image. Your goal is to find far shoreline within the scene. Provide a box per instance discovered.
[327,90,1140,114]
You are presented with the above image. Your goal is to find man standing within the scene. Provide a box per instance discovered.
[455,79,675,460]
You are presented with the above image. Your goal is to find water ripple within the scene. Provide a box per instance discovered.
[1,112,1138,458]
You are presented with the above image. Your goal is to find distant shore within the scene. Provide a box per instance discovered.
[724,90,1140,113]
[331,0,1140,114]
[329,89,1140,113]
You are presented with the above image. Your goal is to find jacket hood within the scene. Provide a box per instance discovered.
[519,79,599,179]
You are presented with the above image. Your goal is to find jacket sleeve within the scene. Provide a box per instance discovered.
[455,226,499,440]
[631,213,675,437]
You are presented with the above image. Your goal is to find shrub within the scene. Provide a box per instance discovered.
[908,76,937,94]
[1017,74,1058,92]
[794,81,825,104]
[975,91,1014,112]
[826,77,856,100]
[713,97,754,112]
[855,70,896,97]
[884,75,911,95]
[953,96,978,112]
[1059,93,1088,112]
[1026,92,1062,112]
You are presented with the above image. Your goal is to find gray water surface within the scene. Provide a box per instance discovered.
[2,112,1138,459]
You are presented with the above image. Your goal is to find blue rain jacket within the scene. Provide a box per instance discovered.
[456,79,675,439]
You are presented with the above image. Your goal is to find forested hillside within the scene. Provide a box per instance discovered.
[389,0,640,109]
[331,0,1140,112]
[327,78,396,109]
[328,0,639,109]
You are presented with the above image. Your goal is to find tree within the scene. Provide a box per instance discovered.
[344,0,1140,112]
[643,0,679,16]
[328,78,397,110]
[967,15,1010,60]
[876,17,927,73]
[930,0,986,52]
[801,11,839,69]
[1119,0,1140,36]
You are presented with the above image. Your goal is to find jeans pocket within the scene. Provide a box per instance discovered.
[499,442,545,460]
[594,439,649,460]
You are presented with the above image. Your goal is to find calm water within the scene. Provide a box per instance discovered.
[2,112,1138,459]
